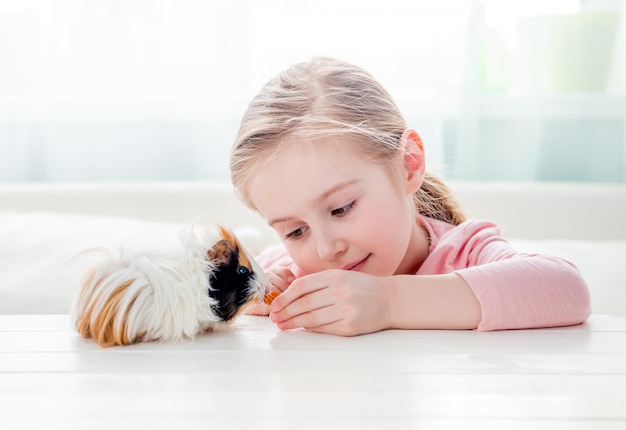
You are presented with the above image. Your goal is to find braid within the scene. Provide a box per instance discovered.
[415,173,466,225]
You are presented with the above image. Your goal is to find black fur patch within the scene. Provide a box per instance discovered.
[208,245,255,321]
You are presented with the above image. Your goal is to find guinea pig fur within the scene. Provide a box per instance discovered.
[71,225,269,347]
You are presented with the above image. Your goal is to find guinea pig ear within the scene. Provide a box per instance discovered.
[207,239,234,266]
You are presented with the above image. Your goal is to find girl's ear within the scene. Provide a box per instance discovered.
[400,129,425,194]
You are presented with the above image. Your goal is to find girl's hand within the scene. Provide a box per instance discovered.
[243,267,296,316]
[268,269,390,336]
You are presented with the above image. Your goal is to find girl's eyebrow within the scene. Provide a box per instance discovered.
[316,179,360,204]
[268,179,361,227]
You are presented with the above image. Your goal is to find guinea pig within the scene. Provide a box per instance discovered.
[71,224,269,347]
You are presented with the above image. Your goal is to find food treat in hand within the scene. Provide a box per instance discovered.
[264,291,280,305]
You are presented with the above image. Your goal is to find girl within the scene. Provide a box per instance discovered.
[230,57,591,336]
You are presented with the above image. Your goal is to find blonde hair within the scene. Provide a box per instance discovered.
[230,57,465,225]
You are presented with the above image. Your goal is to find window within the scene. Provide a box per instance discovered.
[1,0,623,183]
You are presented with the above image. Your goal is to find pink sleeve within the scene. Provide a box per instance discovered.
[448,222,592,331]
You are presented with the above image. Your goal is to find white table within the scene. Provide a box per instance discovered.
[1,314,625,429]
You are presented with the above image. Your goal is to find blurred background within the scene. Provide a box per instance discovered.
[0,0,624,183]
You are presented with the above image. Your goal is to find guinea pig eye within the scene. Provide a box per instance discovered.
[237,266,249,276]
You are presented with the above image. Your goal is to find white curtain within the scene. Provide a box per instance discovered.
[0,0,624,183]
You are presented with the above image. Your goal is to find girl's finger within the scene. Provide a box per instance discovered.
[271,267,296,284]
[274,303,341,331]
[243,302,271,316]
[270,279,334,323]
[270,271,334,312]
[267,272,291,293]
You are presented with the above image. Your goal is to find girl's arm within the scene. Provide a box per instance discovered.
[269,257,589,335]
[384,273,481,330]
[261,220,592,334]
[386,255,591,332]
[268,270,481,335]
[421,219,592,331]
[456,254,591,331]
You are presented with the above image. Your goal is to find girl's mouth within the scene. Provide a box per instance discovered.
[343,254,371,272]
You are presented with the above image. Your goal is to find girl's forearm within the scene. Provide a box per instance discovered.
[384,274,482,330]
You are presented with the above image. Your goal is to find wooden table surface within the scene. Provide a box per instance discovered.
[1,314,625,429]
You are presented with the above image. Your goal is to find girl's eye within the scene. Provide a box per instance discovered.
[331,201,356,217]
[285,226,308,241]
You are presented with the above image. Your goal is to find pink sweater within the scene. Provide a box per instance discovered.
[257,217,592,331]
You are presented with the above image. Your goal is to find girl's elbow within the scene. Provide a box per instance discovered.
[563,264,592,323]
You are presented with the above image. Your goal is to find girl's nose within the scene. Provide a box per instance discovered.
[315,230,347,261]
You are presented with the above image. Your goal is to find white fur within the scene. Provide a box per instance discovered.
[71,225,267,346]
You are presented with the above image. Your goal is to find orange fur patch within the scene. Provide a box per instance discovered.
[74,267,99,340]
[75,272,139,347]
[92,280,134,347]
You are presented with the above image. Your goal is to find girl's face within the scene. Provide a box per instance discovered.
[250,136,428,276]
